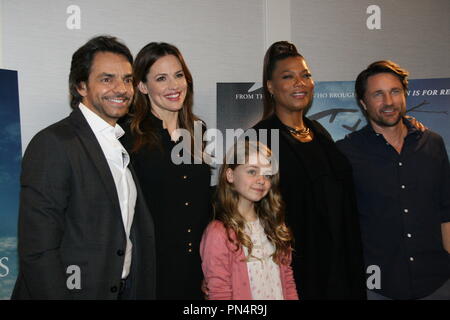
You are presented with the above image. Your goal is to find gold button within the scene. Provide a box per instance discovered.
[188,249,192,253]
[188,242,192,246]
[185,202,189,206]
[187,229,191,233]
[183,175,188,179]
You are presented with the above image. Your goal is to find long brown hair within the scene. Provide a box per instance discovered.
[129,42,202,152]
[262,41,304,119]
[214,140,293,265]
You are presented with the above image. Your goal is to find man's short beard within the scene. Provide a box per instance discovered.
[372,113,403,127]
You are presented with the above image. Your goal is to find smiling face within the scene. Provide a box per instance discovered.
[226,152,273,205]
[138,54,187,117]
[77,52,133,126]
[361,72,406,128]
[267,56,314,116]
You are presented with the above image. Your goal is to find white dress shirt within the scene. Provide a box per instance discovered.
[79,103,137,279]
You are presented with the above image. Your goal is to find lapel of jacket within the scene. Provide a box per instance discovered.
[68,107,122,214]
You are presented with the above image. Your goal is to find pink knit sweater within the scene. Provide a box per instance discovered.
[200,220,299,300]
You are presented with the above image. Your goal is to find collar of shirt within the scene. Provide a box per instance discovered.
[147,111,184,144]
[79,103,125,139]
[361,117,422,141]
[79,103,128,169]
[148,111,164,129]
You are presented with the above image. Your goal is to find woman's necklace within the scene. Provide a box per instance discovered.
[284,124,313,142]
[285,125,310,137]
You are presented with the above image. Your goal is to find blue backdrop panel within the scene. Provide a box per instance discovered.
[0,69,21,299]
[217,78,450,157]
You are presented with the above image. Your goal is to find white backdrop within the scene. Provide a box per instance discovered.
[1,0,265,151]
[0,0,449,300]
[1,0,449,152]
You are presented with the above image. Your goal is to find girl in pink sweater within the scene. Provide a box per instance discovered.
[200,141,298,300]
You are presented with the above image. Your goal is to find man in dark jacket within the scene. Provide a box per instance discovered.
[12,36,156,299]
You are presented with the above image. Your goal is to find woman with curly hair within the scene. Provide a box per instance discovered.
[200,140,298,300]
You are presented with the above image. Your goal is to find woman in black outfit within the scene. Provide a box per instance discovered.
[121,42,211,299]
[252,41,366,299]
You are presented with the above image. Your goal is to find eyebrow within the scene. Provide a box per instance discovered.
[97,73,133,79]
[280,68,309,74]
[154,69,184,77]
[372,87,402,93]
[98,73,115,78]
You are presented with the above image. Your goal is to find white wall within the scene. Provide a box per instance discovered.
[264,0,291,47]
[2,0,264,151]
[1,0,449,152]
[291,0,450,82]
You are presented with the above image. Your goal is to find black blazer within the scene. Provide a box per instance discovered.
[12,107,156,299]
[120,114,212,299]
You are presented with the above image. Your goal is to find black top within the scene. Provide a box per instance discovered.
[252,114,367,300]
[121,113,212,299]
[336,120,450,299]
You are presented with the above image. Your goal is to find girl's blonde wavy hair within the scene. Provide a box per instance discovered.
[214,140,293,265]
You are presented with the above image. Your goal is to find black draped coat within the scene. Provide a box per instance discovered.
[252,114,366,300]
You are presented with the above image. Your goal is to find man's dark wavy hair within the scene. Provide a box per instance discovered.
[68,35,133,109]
[355,60,409,108]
